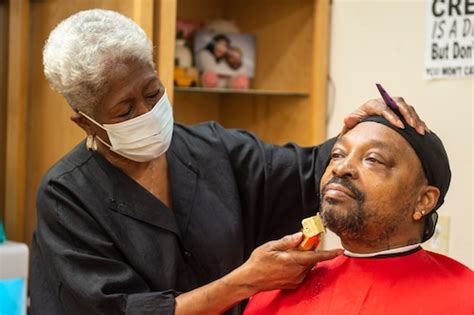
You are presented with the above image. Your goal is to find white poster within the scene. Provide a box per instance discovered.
[425,0,474,80]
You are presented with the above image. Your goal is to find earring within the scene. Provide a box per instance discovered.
[413,211,425,220]
[86,134,98,151]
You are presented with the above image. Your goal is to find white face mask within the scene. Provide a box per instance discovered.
[81,90,174,162]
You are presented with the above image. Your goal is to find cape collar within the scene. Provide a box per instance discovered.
[344,243,422,258]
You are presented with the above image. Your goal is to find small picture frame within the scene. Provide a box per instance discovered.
[194,31,256,78]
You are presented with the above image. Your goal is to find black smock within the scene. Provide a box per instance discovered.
[30,122,336,315]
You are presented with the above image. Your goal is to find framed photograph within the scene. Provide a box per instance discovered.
[194,31,256,78]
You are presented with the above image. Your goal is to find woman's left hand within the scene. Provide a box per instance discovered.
[342,97,429,135]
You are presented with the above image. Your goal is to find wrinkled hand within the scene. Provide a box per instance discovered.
[342,97,429,135]
[240,232,342,292]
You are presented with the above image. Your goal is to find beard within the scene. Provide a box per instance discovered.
[320,177,368,239]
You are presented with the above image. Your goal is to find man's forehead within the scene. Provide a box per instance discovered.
[337,122,411,153]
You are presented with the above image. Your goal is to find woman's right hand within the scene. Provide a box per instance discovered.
[175,232,342,315]
[239,232,342,293]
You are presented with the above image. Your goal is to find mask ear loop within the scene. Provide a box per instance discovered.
[79,111,112,150]
[79,111,106,129]
[94,135,112,149]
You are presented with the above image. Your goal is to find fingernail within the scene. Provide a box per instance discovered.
[397,120,405,129]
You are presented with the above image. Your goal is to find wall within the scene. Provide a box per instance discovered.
[324,0,473,268]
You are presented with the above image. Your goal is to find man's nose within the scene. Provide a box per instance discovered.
[332,158,358,179]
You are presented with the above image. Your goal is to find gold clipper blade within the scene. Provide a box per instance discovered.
[298,213,326,251]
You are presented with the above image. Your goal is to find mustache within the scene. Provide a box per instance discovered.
[322,177,365,202]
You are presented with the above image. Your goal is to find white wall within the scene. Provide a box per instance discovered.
[324,0,473,268]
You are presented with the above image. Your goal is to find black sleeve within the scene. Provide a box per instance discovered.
[210,122,336,247]
[30,181,177,315]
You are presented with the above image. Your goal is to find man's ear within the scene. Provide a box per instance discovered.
[413,185,440,221]
[71,112,94,135]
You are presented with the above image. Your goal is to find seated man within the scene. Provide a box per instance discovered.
[244,114,473,314]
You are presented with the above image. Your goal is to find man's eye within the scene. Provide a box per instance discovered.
[366,157,383,164]
[331,152,344,159]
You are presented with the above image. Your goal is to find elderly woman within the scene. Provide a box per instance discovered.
[30,9,427,315]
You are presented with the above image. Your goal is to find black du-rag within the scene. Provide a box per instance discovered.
[360,116,451,242]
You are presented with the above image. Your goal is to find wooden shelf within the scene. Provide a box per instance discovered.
[174,86,309,97]
[172,0,330,146]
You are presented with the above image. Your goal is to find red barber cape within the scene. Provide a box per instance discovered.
[244,249,473,315]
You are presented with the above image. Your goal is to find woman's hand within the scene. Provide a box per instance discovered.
[175,233,341,315]
[343,97,429,135]
[238,232,342,292]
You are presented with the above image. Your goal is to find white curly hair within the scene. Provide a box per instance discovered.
[43,9,154,115]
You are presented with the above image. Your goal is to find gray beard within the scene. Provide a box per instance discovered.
[320,198,406,245]
[320,176,367,239]
[320,199,368,240]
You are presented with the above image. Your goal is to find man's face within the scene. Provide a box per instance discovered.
[320,122,425,245]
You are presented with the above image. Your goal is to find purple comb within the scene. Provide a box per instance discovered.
[376,83,401,115]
